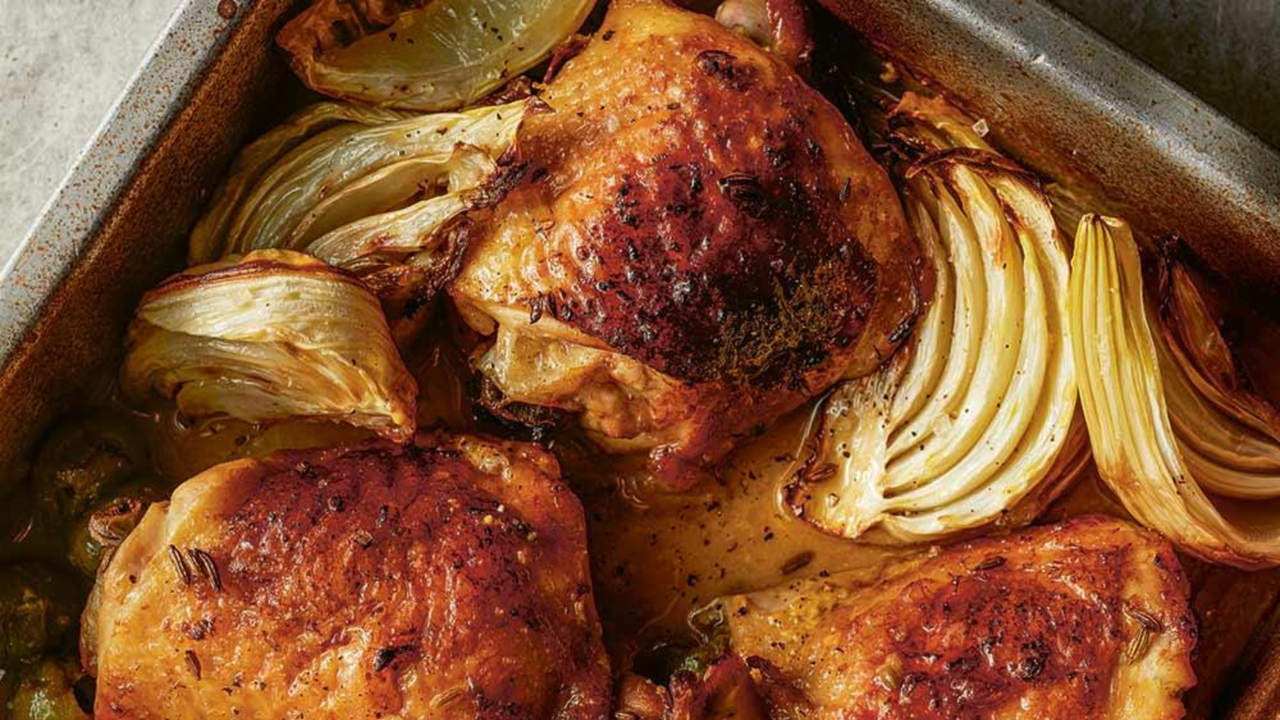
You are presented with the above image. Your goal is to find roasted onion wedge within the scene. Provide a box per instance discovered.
[787,94,1077,543]
[121,250,417,441]
[1068,215,1280,568]
[277,0,595,110]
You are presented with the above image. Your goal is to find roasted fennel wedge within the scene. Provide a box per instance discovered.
[188,102,415,265]
[787,94,1079,543]
[1068,215,1280,568]
[192,99,532,261]
[277,0,595,110]
[188,98,535,342]
[122,250,417,441]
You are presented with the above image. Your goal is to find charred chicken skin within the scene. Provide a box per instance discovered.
[84,434,609,720]
[449,0,922,488]
[724,516,1197,720]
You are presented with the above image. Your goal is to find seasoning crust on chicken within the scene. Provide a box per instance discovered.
[725,516,1196,720]
[449,0,922,487]
[85,434,609,720]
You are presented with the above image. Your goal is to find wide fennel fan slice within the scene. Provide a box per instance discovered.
[787,93,1079,544]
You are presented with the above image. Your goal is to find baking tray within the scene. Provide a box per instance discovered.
[1,0,1278,716]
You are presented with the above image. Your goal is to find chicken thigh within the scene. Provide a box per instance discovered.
[723,516,1196,720]
[84,434,609,720]
[449,0,922,488]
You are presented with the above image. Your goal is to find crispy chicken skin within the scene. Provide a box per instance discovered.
[84,434,609,720]
[449,0,921,487]
[724,516,1197,720]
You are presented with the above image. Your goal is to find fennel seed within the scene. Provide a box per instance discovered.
[1123,604,1163,632]
[168,544,192,586]
[1124,627,1152,663]
[187,548,222,592]
[803,463,837,485]
[717,173,769,218]
[185,650,202,680]
[1122,603,1162,663]
[782,551,815,575]
[973,556,1006,571]
[430,687,465,708]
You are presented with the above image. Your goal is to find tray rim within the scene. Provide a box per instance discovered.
[0,0,248,366]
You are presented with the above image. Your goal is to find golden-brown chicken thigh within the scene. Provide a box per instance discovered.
[449,0,921,487]
[84,434,609,719]
[724,516,1196,720]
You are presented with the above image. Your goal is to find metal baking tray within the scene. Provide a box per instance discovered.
[2,0,1278,716]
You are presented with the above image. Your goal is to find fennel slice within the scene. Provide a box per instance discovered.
[278,0,596,111]
[1068,215,1280,568]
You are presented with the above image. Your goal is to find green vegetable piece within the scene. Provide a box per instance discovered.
[0,564,80,667]
[66,480,160,578]
[6,658,90,720]
[33,415,148,519]
[0,665,17,713]
[678,602,732,675]
[0,490,67,564]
